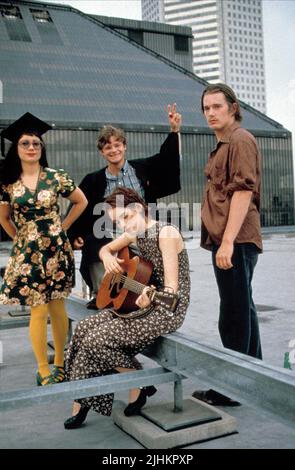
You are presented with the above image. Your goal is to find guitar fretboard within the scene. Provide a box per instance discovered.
[113,273,177,312]
[117,273,145,295]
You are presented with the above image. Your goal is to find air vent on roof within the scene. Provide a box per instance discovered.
[128,29,144,46]
[30,8,63,46]
[0,4,31,42]
[31,9,52,24]
[0,5,21,20]
[174,35,189,53]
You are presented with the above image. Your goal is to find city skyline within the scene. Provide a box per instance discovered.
[22,0,295,155]
[142,0,267,113]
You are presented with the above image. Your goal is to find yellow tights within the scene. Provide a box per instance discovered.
[29,299,69,378]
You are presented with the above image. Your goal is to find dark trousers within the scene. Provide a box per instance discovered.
[212,243,262,359]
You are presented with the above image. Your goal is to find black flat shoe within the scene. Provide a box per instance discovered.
[192,389,241,407]
[124,385,157,417]
[64,405,90,429]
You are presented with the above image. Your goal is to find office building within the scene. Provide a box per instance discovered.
[142,0,266,113]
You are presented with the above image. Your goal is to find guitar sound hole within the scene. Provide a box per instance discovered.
[109,273,127,299]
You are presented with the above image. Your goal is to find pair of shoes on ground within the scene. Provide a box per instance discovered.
[64,385,158,429]
[36,365,65,386]
[192,389,241,406]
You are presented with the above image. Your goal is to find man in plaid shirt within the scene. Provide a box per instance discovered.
[68,104,182,309]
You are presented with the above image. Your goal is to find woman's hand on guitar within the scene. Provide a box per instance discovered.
[136,286,153,309]
[102,253,125,274]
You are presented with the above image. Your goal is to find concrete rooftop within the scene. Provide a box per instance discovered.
[0,227,295,449]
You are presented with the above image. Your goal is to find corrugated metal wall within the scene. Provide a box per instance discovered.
[257,135,294,226]
[42,129,294,228]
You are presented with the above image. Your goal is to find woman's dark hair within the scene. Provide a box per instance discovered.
[0,133,48,185]
[104,187,149,217]
[201,83,242,122]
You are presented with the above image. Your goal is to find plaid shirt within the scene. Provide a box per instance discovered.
[104,160,145,199]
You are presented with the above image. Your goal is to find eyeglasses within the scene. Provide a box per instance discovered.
[18,140,43,150]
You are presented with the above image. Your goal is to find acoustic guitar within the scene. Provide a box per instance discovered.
[96,246,179,316]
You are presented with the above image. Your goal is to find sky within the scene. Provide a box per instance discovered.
[35,0,295,152]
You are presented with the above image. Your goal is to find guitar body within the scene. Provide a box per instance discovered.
[96,246,153,313]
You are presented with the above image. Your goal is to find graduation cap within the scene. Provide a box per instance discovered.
[1,112,52,157]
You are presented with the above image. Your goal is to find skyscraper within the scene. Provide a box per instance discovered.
[142,0,165,21]
[142,0,266,113]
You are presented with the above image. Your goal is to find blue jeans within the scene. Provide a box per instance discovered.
[212,243,262,359]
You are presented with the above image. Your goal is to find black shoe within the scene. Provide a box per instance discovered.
[64,405,90,429]
[124,386,157,417]
[192,389,241,407]
[86,298,98,310]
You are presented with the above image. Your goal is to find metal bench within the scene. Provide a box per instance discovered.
[0,326,295,432]
[64,296,295,428]
[0,366,182,411]
[145,332,295,428]
[0,295,185,414]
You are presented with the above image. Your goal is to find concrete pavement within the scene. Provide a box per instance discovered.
[0,228,295,448]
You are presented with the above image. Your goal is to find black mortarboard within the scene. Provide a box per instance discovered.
[1,112,52,157]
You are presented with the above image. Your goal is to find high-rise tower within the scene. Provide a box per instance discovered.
[142,0,266,113]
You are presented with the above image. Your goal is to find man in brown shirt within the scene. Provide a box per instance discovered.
[193,83,263,405]
[203,84,263,348]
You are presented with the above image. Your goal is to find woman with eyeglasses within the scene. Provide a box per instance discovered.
[0,113,88,386]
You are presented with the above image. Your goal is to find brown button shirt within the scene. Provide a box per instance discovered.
[201,123,263,252]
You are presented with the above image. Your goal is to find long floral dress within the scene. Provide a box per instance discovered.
[0,167,76,307]
[65,221,191,416]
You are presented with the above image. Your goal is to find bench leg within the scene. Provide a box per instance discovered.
[67,318,73,344]
[173,377,183,412]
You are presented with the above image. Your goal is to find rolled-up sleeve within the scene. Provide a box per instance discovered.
[227,135,258,193]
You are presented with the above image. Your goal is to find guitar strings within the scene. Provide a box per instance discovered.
[113,274,173,309]
[116,273,144,294]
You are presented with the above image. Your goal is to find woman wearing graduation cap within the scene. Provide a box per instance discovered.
[0,113,88,386]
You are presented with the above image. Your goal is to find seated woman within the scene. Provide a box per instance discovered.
[64,187,190,429]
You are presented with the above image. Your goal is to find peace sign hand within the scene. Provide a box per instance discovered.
[167,103,182,133]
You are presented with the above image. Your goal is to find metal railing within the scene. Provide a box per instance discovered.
[1,306,295,430]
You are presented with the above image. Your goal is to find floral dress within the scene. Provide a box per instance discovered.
[0,168,76,307]
[65,221,191,416]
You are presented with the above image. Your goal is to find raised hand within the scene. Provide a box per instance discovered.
[167,103,182,133]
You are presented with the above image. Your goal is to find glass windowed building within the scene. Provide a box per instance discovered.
[142,0,267,114]
[0,0,294,238]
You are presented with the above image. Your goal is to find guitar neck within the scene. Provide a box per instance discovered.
[116,273,178,312]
